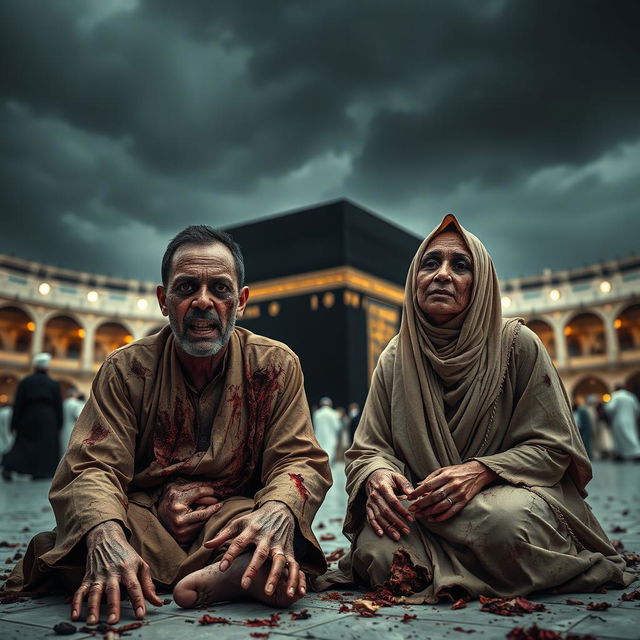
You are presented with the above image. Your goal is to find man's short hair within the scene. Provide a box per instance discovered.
[161,225,245,290]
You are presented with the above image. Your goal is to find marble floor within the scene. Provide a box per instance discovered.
[1,460,639,639]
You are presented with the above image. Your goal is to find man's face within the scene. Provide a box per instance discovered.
[157,243,249,357]
[415,230,473,324]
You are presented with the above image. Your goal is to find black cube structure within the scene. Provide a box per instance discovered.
[228,199,421,409]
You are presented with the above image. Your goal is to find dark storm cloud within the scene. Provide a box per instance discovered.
[0,0,639,280]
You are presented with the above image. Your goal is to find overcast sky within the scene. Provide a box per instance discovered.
[1,0,639,283]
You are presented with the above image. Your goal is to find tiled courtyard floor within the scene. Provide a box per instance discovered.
[1,460,639,639]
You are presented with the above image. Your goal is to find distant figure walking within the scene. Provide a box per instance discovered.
[0,401,13,456]
[605,383,640,461]
[2,353,63,481]
[313,397,342,466]
[61,388,85,453]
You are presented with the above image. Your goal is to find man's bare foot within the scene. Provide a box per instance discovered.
[173,555,303,609]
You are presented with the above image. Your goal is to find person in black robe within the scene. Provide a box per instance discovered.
[2,352,63,480]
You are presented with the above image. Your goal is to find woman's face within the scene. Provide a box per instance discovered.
[416,230,473,324]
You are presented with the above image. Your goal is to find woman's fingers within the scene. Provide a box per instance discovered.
[371,492,411,535]
[366,505,384,537]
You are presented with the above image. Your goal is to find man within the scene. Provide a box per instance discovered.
[2,353,62,481]
[312,397,342,466]
[60,387,85,453]
[6,226,331,625]
[605,383,640,461]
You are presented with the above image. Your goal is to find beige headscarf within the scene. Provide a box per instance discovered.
[397,214,522,474]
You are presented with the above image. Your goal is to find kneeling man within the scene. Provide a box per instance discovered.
[5,226,331,625]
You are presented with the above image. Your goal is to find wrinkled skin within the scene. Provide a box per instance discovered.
[157,479,223,547]
[416,230,473,324]
[71,520,163,625]
[365,469,415,540]
[365,462,498,538]
[406,461,498,522]
[204,500,306,598]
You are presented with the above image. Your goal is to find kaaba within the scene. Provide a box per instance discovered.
[227,199,421,409]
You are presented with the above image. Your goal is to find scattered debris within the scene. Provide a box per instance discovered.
[249,634,269,639]
[244,613,281,627]
[451,598,468,609]
[402,613,417,623]
[320,591,345,601]
[316,521,326,529]
[320,533,336,541]
[479,595,546,616]
[20,527,30,533]
[290,609,311,620]
[611,525,627,533]
[338,604,351,613]
[507,624,597,639]
[198,615,231,625]
[622,509,630,516]
[453,627,476,634]
[52,622,77,635]
[623,551,640,567]
[352,599,380,617]
[585,602,610,611]
[162,598,172,605]
[0,542,20,548]
[621,589,640,601]
[0,593,27,604]
[611,539,625,550]
[565,599,584,605]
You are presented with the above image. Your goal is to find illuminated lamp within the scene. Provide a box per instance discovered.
[87,291,99,303]
[602,393,611,403]
[38,282,51,295]
[564,326,573,336]
[598,280,612,294]
[77,328,86,338]
[137,298,148,311]
[124,335,134,344]
[614,318,622,329]
[26,321,36,332]
[501,296,512,308]
[549,289,561,301]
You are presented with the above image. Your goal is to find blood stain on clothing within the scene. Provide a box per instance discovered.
[154,396,196,468]
[364,549,430,606]
[289,473,310,513]
[212,363,284,499]
[130,358,150,380]
[82,423,109,446]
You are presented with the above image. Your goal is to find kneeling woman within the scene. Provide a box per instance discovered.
[319,215,631,602]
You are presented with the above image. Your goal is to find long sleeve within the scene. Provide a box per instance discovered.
[471,326,591,492]
[253,350,331,569]
[46,359,138,561]
[342,337,408,535]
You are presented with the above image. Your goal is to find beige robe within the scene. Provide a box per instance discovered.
[318,326,632,601]
[7,326,331,591]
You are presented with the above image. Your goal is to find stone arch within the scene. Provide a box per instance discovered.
[564,312,606,358]
[526,318,556,359]
[94,321,133,362]
[0,305,35,354]
[0,372,19,404]
[43,314,84,360]
[572,376,609,403]
[615,303,640,352]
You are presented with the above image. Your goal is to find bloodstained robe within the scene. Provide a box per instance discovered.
[7,325,331,590]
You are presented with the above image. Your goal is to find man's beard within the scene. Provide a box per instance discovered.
[170,308,237,357]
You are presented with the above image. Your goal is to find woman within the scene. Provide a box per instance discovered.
[318,214,631,602]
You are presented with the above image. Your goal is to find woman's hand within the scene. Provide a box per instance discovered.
[203,500,305,598]
[406,461,497,523]
[71,520,163,625]
[365,469,415,540]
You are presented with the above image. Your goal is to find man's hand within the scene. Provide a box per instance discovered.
[71,520,163,625]
[406,460,498,523]
[157,479,223,547]
[365,469,415,540]
[203,501,304,599]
